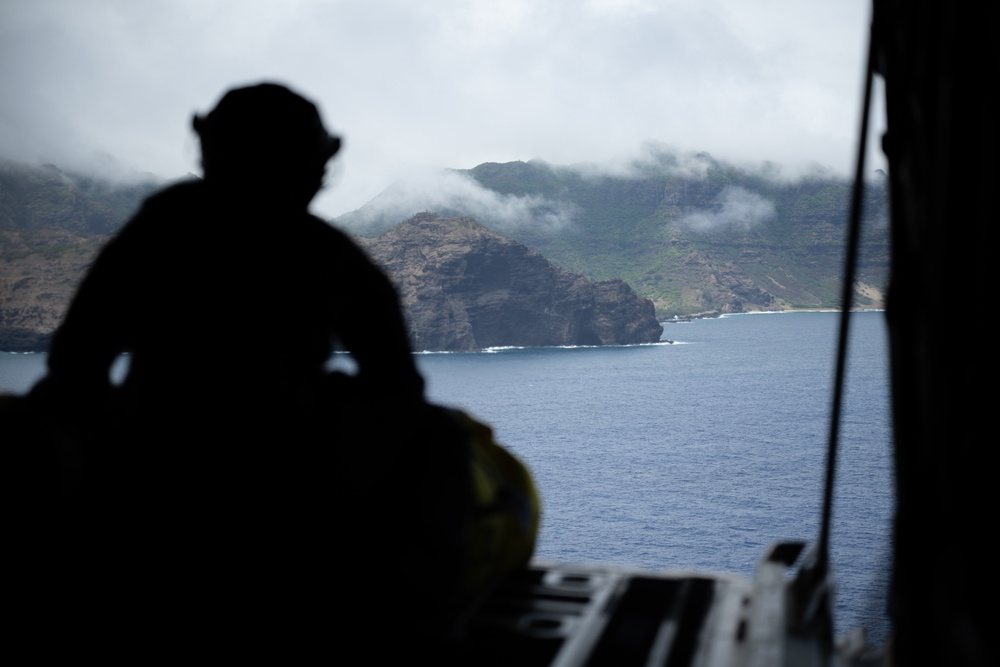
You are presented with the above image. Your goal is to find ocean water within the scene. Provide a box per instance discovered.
[0,310,893,644]
[415,310,893,644]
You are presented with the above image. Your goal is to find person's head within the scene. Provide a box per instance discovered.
[193,82,341,207]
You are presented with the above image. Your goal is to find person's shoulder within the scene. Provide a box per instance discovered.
[303,214,359,246]
[140,178,207,210]
[121,179,206,227]
[110,178,206,246]
[301,215,385,269]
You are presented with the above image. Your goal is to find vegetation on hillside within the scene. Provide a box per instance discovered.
[337,151,889,317]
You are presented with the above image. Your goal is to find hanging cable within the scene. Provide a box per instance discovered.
[816,19,877,575]
[792,19,877,634]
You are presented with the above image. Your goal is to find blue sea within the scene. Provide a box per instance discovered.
[0,310,893,644]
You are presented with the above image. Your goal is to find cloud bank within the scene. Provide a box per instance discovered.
[0,0,882,218]
[680,186,777,231]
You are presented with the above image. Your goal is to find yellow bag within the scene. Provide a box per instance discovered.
[452,409,540,596]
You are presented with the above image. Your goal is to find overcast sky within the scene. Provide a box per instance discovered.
[0,0,883,218]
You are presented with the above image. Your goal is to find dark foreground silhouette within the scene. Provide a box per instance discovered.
[10,83,537,659]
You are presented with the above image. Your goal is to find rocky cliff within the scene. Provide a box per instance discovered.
[359,213,664,351]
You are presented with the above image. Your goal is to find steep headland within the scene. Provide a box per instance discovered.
[359,213,663,351]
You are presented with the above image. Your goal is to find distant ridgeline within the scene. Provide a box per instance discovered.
[337,151,889,320]
[0,151,888,351]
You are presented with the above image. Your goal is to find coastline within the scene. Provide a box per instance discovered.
[661,306,885,324]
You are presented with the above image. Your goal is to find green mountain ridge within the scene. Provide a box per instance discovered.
[337,152,889,318]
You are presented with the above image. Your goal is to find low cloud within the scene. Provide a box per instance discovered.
[343,167,577,233]
[627,141,721,179]
[554,141,722,181]
[680,186,776,231]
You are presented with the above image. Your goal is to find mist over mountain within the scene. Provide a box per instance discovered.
[335,146,889,317]
[335,166,580,237]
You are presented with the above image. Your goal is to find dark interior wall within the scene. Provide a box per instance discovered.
[875,1,998,664]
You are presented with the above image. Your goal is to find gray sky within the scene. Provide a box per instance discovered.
[0,0,883,219]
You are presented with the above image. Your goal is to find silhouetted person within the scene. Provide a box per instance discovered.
[38,82,423,421]
[27,82,446,655]
[22,83,537,660]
